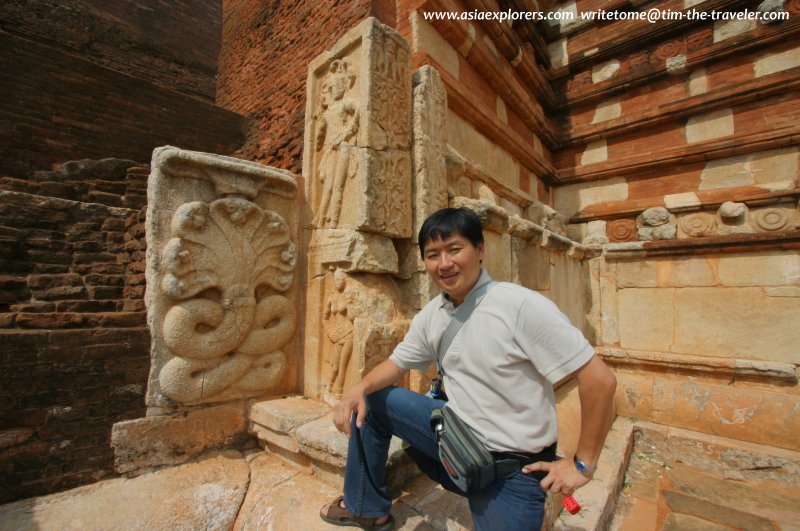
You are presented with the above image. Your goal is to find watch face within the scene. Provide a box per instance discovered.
[575,460,588,473]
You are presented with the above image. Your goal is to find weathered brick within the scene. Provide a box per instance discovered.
[15,312,85,329]
[27,273,83,289]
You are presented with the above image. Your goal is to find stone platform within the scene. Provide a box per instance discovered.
[3,408,795,530]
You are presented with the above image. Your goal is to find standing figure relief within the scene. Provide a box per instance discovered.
[158,197,297,404]
[323,269,356,399]
[314,59,360,228]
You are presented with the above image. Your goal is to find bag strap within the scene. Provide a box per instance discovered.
[435,279,496,375]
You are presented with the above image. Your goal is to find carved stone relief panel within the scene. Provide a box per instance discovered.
[146,147,299,407]
[314,269,410,402]
[303,17,412,239]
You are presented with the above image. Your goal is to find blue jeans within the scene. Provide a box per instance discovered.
[342,386,546,530]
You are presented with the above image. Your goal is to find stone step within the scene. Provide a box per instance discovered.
[248,396,420,495]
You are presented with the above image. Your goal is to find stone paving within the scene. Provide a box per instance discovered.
[2,414,798,530]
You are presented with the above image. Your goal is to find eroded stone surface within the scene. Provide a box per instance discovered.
[0,452,249,530]
[112,402,247,473]
[250,396,330,434]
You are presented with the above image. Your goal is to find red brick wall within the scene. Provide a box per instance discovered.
[217,0,397,175]
[0,161,150,504]
[0,31,249,178]
[0,0,222,101]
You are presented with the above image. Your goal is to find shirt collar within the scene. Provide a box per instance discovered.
[438,268,494,310]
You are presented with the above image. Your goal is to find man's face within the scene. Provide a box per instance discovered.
[422,233,484,306]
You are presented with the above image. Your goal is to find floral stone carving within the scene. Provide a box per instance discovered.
[147,147,299,407]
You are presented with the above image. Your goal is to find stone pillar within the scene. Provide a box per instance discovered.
[397,65,449,311]
[145,147,300,408]
[302,18,413,401]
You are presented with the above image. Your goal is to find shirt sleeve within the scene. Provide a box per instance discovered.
[514,293,595,384]
[389,305,437,371]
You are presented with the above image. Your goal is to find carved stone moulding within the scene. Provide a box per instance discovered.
[146,147,299,408]
[752,207,795,231]
[677,212,717,238]
[302,17,412,239]
[607,219,637,243]
[636,207,677,241]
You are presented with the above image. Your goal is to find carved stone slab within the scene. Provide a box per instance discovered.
[303,17,412,239]
[146,147,299,407]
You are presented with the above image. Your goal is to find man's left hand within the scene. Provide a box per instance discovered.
[522,458,590,496]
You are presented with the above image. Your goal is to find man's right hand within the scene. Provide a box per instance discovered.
[332,386,367,438]
[329,359,408,438]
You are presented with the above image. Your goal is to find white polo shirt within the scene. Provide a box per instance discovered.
[389,269,595,453]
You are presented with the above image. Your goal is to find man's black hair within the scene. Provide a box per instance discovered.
[418,207,484,257]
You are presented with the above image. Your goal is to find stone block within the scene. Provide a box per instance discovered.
[754,45,800,77]
[699,147,798,190]
[612,259,658,288]
[447,111,519,190]
[652,379,800,451]
[580,139,608,165]
[483,231,512,282]
[689,67,708,96]
[553,177,628,219]
[110,402,247,473]
[249,396,330,434]
[250,425,301,454]
[294,414,350,469]
[688,106,735,144]
[713,18,757,43]
[614,371,656,421]
[591,98,622,124]
[514,240,551,292]
[548,38,568,68]
[618,288,675,352]
[718,252,800,286]
[146,146,299,407]
[410,11,459,78]
[304,17,412,238]
[658,255,718,287]
[307,228,399,276]
[0,453,248,531]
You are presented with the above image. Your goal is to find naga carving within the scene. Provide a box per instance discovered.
[158,197,297,404]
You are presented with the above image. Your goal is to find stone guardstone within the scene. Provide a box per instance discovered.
[303,17,412,239]
[111,402,247,473]
[146,146,300,407]
[0,452,249,530]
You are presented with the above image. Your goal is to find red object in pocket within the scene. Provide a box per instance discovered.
[562,496,581,514]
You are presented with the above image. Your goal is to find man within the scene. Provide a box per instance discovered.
[320,207,617,530]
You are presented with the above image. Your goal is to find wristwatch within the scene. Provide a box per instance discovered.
[573,455,597,477]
